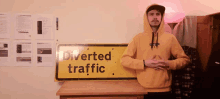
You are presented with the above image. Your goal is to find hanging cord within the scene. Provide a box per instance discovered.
[156,32,159,48]
[151,32,154,49]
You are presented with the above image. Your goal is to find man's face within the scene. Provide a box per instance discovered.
[147,10,162,27]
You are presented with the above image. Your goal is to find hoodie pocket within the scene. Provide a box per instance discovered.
[155,70,171,89]
[157,70,170,87]
[137,68,171,88]
[166,70,171,81]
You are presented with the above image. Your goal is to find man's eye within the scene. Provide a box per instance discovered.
[156,13,160,16]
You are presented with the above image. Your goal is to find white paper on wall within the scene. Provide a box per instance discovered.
[13,41,33,66]
[35,14,55,40]
[14,14,33,39]
[36,41,55,66]
[0,13,11,39]
[0,41,11,66]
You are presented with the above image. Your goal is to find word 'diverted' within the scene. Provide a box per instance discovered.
[62,51,112,74]
[63,51,111,61]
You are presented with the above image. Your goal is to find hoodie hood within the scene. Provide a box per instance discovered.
[144,4,166,49]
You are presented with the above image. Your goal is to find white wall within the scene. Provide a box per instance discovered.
[0,0,220,99]
[181,0,220,16]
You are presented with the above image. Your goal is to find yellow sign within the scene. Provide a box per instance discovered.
[55,44,136,81]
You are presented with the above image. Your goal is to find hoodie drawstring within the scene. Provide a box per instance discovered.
[150,32,159,49]
[151,32,154,49]
[156,32,159,47]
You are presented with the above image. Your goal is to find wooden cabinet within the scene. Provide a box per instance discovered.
[197,12,220,71]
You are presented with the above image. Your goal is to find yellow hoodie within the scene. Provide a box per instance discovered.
[121,4,190,92]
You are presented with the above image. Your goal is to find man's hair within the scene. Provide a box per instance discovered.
[146,5,165,16]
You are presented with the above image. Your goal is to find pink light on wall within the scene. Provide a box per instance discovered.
[148,0,185,23]
[164,12,185,23]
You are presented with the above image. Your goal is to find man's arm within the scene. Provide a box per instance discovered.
[120,36,145,70]
[167,35,191,70]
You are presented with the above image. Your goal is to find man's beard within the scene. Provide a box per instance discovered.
[150,24,160,28]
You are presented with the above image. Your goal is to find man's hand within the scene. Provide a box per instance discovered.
[144,55,169,70]
[155,60,169,70]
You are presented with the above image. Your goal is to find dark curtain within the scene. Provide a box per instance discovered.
[171,46,202,99]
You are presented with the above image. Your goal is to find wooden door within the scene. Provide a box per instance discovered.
[211,15,220,46]
[197,16,212,71]
[197,12,220,71]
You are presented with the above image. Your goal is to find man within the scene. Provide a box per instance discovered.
[120,4,190,99]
